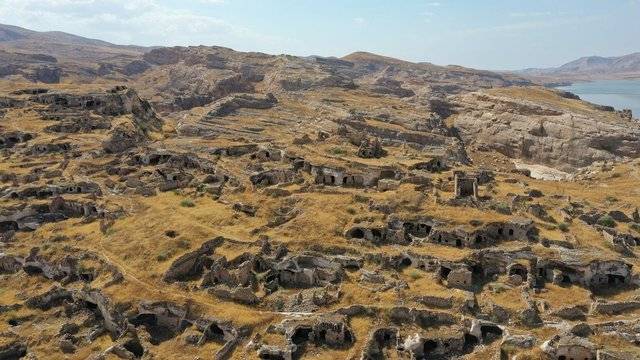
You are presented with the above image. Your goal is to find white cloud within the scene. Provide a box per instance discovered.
[422,10,435,23]
[0,0,279,48]
[509,11,553,18]
[426,2,441,6]
[353,17,366,25]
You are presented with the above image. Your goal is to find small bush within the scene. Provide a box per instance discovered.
[605,196,618,203]
[156,251,171,262]
[328,147,347,155]
[352,194,369,203]
[558,223,569,232]
[346,207,357,215]
[50,234,69,242]
[631,223,640,233]
[180,199,195,207]
[408,270,422,280]
[495,202,511,214]
[176,239,190,249]
[490,283,510,294]
[597,215,616,228]
[273,297,285,311]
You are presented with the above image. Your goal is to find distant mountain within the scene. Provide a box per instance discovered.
[0,23,149,62]
[517,52,640,84]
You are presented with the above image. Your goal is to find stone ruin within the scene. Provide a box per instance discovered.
[345,306,503,360]
[541,334,596,360]
[2,181,102,199]
[9,283,245,359]
[27,142,73,155]
[346,217,536,249]
[102,148,227,194]
[30,86,161,127]
[250,169,298,187]
[311,165,402,188]
[0,197,104,234]
[454,170,478,199]
[0,131,33,149]
[257,314,354,359]
[535,258,633,291]
[357,137,386,159]
[409,157,448,172]
[163,237,349,306]
[250,147,283,162]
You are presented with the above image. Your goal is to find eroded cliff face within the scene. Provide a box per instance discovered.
[453,89,640,171]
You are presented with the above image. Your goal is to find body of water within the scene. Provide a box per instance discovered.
[557,79,640,118]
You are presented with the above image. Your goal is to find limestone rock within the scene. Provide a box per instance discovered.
[454,91,640,171]
[204,93,277,118]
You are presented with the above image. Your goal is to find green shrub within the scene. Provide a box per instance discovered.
[352,194,369,203]
[495,202,511,214]
[180,199,195,207]
[273,297,285,311]
[558,223,569,232]
[328,147,347,155]
[176,239,191,249]
[156,251,171,262]
[490,283,509,293]
[597,215,615,228]
[408,270,422,280]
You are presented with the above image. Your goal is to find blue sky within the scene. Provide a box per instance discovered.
[0,0,638,70]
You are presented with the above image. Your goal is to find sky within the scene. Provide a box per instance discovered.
[0,0,639,70]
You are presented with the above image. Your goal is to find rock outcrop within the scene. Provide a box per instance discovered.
[454,90,640,170]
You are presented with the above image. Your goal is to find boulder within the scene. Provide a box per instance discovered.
[25,286,73,310]
[550,304,587,321]
[163,237,223,283]
[73,288,127,339]
[204,93,277,118]
[0,341,27,360]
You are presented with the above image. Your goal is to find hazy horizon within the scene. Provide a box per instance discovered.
[1,0,639,71]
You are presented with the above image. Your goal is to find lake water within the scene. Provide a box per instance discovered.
[557,79,640,117]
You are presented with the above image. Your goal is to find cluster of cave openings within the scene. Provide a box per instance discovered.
[497,228,515,238]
